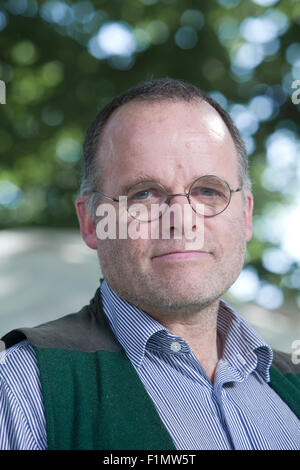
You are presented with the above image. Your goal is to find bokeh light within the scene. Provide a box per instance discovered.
[175,26,198,50]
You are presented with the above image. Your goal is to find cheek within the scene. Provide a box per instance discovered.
[97,238,129,288]
[97,235,151,273]
[204,213,247,251]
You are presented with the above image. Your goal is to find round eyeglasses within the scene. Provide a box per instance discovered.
[92,175,243,222]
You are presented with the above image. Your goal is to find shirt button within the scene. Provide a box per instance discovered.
[170,341,181,352]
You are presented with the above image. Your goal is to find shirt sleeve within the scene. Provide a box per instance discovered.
[0,339,47,450]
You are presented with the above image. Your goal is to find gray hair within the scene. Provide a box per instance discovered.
[80,77,251,217]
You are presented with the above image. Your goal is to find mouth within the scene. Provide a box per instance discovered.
[152,250,211,261]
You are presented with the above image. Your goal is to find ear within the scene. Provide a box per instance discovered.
[75,195,98,250]
[244,190,253,242]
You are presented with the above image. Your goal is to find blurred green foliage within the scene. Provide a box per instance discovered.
[0,0,300,311]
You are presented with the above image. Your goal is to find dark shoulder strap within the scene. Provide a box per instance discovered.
[1,286,122,353]
[269,350,300,419]
[272,350,300,375]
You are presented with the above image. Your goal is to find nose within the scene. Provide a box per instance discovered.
[164,194,200,240]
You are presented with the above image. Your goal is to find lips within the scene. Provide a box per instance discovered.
[152,250,210,259]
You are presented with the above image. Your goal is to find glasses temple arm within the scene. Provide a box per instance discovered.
[92,191,119,202]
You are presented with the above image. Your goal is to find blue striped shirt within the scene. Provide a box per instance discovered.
[0,279,299,450]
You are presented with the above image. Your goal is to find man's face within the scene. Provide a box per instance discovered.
[93,100,252,318]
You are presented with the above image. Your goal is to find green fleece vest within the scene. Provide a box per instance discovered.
[2,287,300,450]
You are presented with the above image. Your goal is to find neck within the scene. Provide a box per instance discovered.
[147,300,222,383]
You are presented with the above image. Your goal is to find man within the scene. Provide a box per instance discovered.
[0,78,299,450]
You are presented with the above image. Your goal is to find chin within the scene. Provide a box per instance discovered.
[151,279,217,305]
[144,289,220,316]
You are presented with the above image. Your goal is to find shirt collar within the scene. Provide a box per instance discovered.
[217,301,273,382]
[100,280,273,380]
[100,279,168,369]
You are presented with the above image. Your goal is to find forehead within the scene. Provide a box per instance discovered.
[99,99,239,189]
[102,99,231,145]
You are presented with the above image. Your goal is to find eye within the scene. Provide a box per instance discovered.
[134,190,152,200]
[192,186,222,198]
[127,183,166,205]
[199,187,220,197]
[129,187,163,202]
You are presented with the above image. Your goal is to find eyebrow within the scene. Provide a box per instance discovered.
[120,173,163,194]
